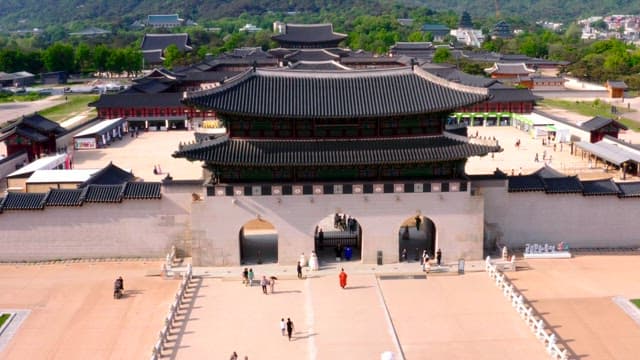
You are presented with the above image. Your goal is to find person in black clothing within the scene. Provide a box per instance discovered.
[114,276,124,299]
[414,215,422,230]
[296,261,302,279]
[436,248,442,266]
[286,318,295,341]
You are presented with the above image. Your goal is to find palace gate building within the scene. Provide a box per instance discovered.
[173,65,501,266]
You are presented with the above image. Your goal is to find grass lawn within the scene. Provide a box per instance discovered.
[38,94,99,123]
[540,99,640,131]
[0,92,47,103]
[0,313,10,328]
[631,299,640,309]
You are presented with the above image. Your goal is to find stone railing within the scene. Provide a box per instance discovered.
[150,263,192,360]
[485,257,570,360]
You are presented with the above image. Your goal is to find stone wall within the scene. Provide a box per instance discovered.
[0,184,199,262]
[482,185,640,249]
[190,190,485,266]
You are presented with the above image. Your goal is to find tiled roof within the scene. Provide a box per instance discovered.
[487,88,540,103]
[390,42,434,51]
[485,63,536,75]
[581,179,621,196]
[22,114,65,134]
[423,64,499,88]
[79,163,134,187]
[16,126,48,142]
[580,116,627,131]
[607,80,628,89]
[617,182,640,198]
[90,93,183,108]
[123,79,174,94]
[173,135,500,166]
[421,24,450,33]
[142,50,164,64]
[83,184,125,203]
[284,49,340,62]
[289,61,351,71]
[1,192,47,210]
[272,24,347,44]
[141,34,192,52]
[45,189,84,206]
[124,182,162,199]
[184,67,489,118]
[542,176,583,193]
[508,175,545,192]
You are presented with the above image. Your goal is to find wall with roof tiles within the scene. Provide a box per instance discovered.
[483,186,640,248]
[190,190,485,266]
[0,189,196,262]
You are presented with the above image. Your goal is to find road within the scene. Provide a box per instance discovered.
[0,95,66,125]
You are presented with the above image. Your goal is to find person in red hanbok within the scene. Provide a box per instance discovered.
[339,268,347,289]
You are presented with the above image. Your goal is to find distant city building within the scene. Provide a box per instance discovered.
[147,14,183,28]
[421,24,450,42]
[69,27,110,37]
[239,24,261,32]
[492,21,512,39]
[451,11,484,48]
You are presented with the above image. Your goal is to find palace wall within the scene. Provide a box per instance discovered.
[482,186,640,248]
[190,191,485,266]
[0,185,198,262]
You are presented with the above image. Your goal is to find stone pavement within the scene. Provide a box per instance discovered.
[170,260,547,360]
[0,96,66,125]
[506,256,640,360]
[0,261,177,360]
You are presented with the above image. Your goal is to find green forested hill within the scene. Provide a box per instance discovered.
[0,0,638,30]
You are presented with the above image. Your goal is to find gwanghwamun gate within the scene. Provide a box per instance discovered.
[2,26,640,266]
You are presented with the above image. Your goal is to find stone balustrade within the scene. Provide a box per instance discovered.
[485,257,570,360]
[150,263,192,360]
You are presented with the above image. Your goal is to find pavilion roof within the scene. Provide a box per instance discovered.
[90,92,183,108]
[173,134,499,166]
[183,66,489,118]
[272,24,347,44]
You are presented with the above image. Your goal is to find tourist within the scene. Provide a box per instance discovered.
[422,250,429,266]
[296,261,302,279]
[280,318,286,336]
[248,268,254,286]
[242,267,248,285]
[230,351,238,360]
[318,228,324,247]
[336,242,343,260]
[401,248,408,262]
[436,249,442,266]
[339,268,348,289]
[415,215,422,230]
[260,276,268,294]
[269,276,276,293]
[286,318,295,341]
[534,153,539,162]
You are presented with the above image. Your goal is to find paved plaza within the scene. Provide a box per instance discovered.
[0,261,177,360]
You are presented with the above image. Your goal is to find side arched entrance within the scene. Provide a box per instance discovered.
[239,217,278,265]
[398,214,436,262]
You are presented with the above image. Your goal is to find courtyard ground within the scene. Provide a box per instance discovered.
[0,261,177,360]
[507,255,640,360]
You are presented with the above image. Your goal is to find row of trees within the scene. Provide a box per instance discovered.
[0,43,142,76]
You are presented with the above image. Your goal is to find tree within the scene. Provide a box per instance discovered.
[42,42,75,72]
[432,47,452,63]
[93,45,111,73]
[75,43,93,73]
[163,44,182,69]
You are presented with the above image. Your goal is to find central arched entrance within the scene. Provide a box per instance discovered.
[313,212,362,263]
[239,217,278,265]
[397,214,436,262]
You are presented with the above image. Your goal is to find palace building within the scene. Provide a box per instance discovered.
[173,65,501,266]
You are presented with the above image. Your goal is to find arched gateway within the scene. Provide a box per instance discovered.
[239,218,278,265]
[174,66,499,266]
[398,215,436,262]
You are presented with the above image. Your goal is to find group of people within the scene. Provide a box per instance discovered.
[279,318,296,341]
[242,268,277,294]
[229,351,248,360]
[333,213,358,232]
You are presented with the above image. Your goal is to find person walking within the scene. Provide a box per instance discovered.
[422,250,429,271]
[242,267,248,286]
[248,268,254,286]
[436,248,442,266]
[286,318,294,341]
[260,275,268,295]
[269,276,276,293]
[414,215,422,230]
[296,261,303,279]
[230,351,238,360]
[339,268,348,289]
[280,318,286,336]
